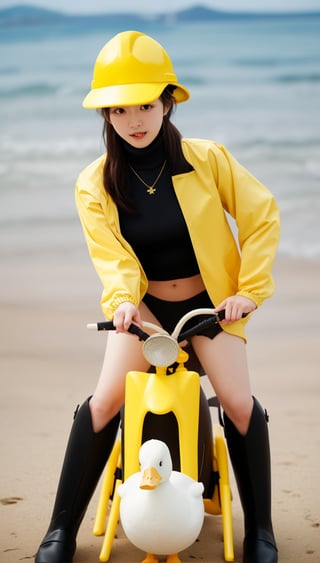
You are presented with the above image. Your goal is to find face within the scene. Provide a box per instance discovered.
[107,98,168,148]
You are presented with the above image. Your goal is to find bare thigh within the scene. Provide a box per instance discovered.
[90,301,161,431]
[191,331,253,434]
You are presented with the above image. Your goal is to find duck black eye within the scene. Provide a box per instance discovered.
[159,461,163,467]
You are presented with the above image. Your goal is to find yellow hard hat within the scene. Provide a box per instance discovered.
[82,30,190,109]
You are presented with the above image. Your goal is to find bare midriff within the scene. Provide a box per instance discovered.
[147,273,206,302]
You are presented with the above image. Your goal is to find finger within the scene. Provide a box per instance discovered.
[224,301,239,323]
[114,312,126,332]
[123,312,133,331]
[131,310,142,327]
[213,300,227,313]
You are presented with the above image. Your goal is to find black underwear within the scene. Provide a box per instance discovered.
[142,290,223,339]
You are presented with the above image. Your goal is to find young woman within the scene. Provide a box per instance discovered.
[35,31,280,563]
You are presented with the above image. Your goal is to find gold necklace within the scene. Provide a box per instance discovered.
[129,160,167,195]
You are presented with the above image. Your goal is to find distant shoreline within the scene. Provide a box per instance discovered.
[1,4,320,29]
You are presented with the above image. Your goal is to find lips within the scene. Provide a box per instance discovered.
[130,132,147,140]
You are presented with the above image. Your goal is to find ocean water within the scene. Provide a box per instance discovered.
[0,16,320,260]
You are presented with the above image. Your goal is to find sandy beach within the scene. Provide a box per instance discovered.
[1,251,319,563]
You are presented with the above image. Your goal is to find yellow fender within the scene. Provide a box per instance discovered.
[123,366,200,481]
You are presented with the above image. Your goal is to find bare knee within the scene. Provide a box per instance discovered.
[222,396,254,435]
[89,395,122,433]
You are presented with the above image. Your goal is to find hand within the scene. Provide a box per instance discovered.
[214,295,256,325]
[113,302,142,333]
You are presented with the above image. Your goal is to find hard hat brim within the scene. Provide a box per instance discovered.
[82,82,190,109]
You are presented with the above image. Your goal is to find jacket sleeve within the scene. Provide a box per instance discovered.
[212,144,280,306]
[75,179,147,319]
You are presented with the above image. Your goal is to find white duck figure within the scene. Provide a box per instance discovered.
[118,439,205,563]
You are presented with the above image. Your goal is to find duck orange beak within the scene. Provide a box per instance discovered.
[140,466,162,490]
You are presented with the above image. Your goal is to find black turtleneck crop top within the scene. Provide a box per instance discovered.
[118,132,200,281]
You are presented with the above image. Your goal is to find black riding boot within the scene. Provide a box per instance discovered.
[35,398,120,563]
[224,397,278,563]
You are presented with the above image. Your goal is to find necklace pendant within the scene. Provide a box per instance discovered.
[129,160,166,195]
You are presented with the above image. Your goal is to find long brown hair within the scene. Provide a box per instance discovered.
[100,87,192,211]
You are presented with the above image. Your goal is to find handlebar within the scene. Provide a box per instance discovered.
[87,321,150,341]
[87,310,249,367]
[87,310,248,340]
[178,310,226,342]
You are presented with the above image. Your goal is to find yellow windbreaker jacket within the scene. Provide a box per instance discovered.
[75,139,280,340]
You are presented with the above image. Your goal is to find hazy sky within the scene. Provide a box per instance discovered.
[2,0,320,14]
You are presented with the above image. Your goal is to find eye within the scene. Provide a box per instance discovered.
[140,104,152,111]
[111,107,125,115]
[159,461,163,467]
